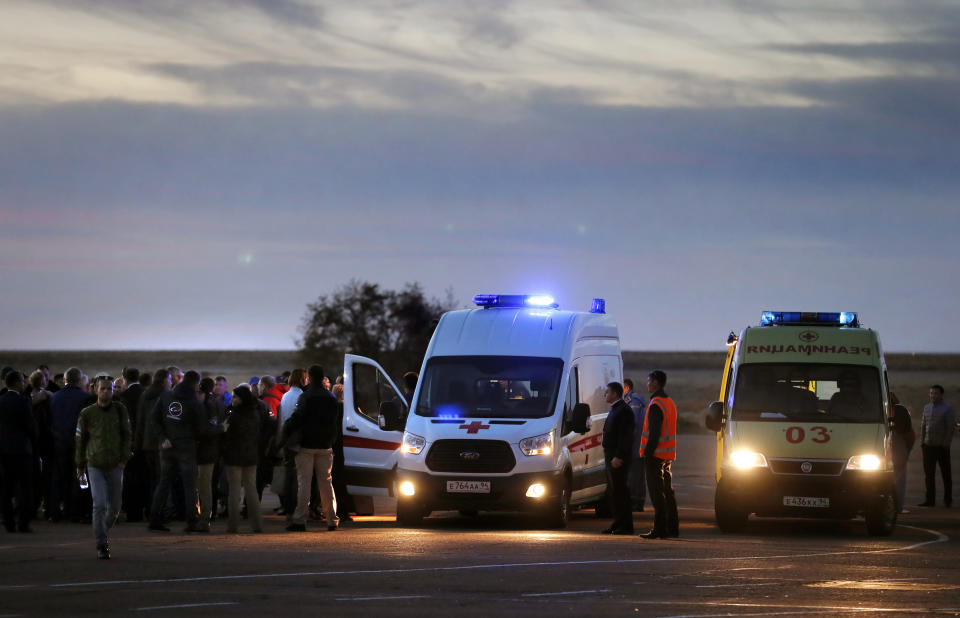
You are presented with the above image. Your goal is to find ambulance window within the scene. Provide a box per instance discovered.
[352,363,407,425]
[563,367,580,423]
[731,364,883,423]
[415,356,562,419]
[577,356,618,417]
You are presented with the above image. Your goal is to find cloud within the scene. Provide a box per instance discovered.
[38,0,324,29]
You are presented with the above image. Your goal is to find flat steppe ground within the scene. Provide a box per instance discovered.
[1,350,957,431]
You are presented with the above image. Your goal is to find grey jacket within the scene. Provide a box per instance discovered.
[921,401,957,447]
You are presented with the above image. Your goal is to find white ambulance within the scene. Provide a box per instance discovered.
[705,311,897,536]
[340,293,623,527]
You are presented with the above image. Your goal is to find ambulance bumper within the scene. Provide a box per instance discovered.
[396,469,565,513]
[719,467,894,517]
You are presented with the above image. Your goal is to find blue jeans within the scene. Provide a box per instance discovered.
[150,452,198,526]
[88,466,123,546]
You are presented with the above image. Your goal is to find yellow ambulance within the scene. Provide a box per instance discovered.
[704,311,896,536]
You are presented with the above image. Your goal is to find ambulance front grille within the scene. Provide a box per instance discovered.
[425,440,516,473]
[769,458,845,476]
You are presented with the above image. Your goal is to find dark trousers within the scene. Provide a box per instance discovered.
[150,452,198,526]
[645,456,678,535]
[49,444,82,521]
[1,454,34,530]
[122,450,150,521]
[605,458,633,532]
[281,454,298,517]
[629,455,646,509]
[332,441,354,517]
[922,444,952,505]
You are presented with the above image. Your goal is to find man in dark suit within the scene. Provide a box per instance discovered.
[118,367,146,521]
[1,371,39,532]
[601,381,635,535]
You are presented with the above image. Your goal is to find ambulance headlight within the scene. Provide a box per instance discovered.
[520,432,553,456]
[730,450,768,469]
[401,432,426,455]
[846,454,882,471]
[526,483,547,498]
[399,481,416,497]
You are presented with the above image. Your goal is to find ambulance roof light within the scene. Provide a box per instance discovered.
[760,311,859,328]
[473,294,559,309]
[590,298,606,314]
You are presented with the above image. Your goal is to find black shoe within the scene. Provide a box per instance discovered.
[17,525,34,533]
[286,523,306,532]
[97,544,110,560]
[148,523,171,532]
[327,524,338,531]
[639,530,665,539]
[665,530,679,538]
[4,524,16,533]
[917,502,935,507]
[611,529,634,535]
[601,526,616,534]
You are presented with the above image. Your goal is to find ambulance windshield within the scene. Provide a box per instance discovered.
[731,364,883,423]
[415,356,562,419]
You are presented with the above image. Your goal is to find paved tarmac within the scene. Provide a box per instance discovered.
[2,435,959,617]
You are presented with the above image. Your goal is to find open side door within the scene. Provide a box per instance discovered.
[342,354,408,497]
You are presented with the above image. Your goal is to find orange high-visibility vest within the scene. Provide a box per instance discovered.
[639,396,677,460]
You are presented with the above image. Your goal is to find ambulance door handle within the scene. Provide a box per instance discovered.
[346,425,359,432]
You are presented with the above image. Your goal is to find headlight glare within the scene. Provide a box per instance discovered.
[401,432,426,455]
[399,481,416,496]
[526,483,547,498]
[847,454,882,471]
[520,432,554,456]
[730,450,768,469]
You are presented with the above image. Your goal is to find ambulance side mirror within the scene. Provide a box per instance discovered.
[705,401,724,433]
[571,403,591,434]
[379,401,403,431]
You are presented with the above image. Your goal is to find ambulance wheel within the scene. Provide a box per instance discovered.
[715,483,748,533]
[542,481,571,528]
[865,492,896,536]
[396,500,423,527]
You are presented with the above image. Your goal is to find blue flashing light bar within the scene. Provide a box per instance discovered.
[590,298,606,314]
[473,294,559,309]
[760,311,859,328]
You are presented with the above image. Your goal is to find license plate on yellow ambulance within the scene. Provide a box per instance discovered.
[784,496,829,508]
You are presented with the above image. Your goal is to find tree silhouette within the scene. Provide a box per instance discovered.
[298,280,455,380]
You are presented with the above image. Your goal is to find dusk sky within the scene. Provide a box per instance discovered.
[1,1,958,352]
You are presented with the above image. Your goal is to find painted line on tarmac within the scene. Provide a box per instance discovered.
[654,601,960,617]
[335,595,430,601]
[135,602,238,611]
[43,525,950,590]
[522,588,610,597]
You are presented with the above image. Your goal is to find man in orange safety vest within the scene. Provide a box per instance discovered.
[638,370,679,539]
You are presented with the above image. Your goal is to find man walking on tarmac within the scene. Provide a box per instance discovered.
[638,370,679,539]
[75,377,131,559]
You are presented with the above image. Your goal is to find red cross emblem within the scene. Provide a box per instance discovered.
[459,421,490,434]
[798,330,820,342]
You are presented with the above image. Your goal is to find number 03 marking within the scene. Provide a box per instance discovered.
[785,426,831,444]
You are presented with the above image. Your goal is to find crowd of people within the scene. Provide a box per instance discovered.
[0,362,351,559]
